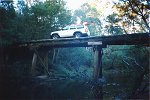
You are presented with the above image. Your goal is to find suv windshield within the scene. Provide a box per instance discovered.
[63,26,69,30]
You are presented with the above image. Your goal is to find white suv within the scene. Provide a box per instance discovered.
[50,24,90,39]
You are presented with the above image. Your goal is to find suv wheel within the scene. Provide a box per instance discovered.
[74,32,81,38]
[52,34,59,39]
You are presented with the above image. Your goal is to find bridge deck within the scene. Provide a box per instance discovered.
[22,33,150,48]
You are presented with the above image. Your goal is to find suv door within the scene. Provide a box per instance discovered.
[60,26,70,37]
[69,25,76,36]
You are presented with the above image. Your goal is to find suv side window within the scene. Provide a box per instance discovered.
[77,25,84,29]
[70,26,76,30]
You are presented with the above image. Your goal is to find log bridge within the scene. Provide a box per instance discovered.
[20,33,149,99]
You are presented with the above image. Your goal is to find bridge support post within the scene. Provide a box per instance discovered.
[31,49,50,76]
[31,53,38,76]
[93,45,103,99]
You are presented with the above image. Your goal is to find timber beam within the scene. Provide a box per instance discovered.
[20,33,149,48]
[90,42,103,99]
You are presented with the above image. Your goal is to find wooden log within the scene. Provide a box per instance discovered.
[88,41,102,45]
[31,49,50,76]
[31,53,37,76]
[35,49,51,76]
[93,46,103,99]
[20,33,149,48]
[43,51,49,75]
[93,46,102,80]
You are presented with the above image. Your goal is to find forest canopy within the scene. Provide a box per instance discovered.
[0,0,72,45]
[0,0,149,45]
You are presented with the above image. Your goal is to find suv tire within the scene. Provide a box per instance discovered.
[74,32,81,38]
[52,34,59,39]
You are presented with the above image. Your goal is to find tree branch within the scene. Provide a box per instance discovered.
[128,0,142,16]
[133,19,147,32]
[123,56,144,70]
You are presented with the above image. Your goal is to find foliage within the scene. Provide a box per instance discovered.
[106,13,122,24]
[105,13,124,35]
[114,0,150,32]
[50,48,93,79]
[73,3,102,36]
[0,1,17,45]
[103,45,149,98]
[0,0,72,45]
